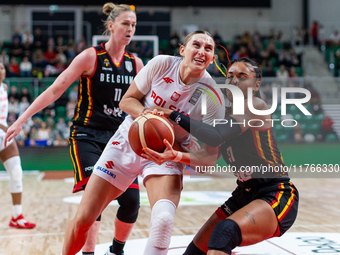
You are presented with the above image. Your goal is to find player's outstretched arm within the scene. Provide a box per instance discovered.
[5,48,96,145]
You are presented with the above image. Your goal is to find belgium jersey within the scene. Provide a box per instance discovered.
[72,42,137,130]
[220,128,289,189]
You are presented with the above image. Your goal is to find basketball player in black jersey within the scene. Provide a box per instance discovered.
[6,3,144,255]
[142,58,299,255]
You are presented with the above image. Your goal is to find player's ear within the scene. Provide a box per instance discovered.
[108,21,114,33]
[210,54,216,65]
[179,45,185,57]
[253,80,261,92]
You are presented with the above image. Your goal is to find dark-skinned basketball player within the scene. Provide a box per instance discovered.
[142,58,299,255]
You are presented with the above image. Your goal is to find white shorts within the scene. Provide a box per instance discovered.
[93,129,185,192]
[0,132,14,153]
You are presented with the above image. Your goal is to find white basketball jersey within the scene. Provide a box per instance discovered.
[0,83,8,135]
[119,55,225,145]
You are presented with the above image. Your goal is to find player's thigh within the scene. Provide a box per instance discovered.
[144,174,182,208]
[75,174,124,224]
[69,138,103,172]
[228,199,278,246]
[0,139,18,163]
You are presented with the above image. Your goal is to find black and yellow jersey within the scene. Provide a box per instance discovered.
[220,128,288,189]
[72,42,137,130]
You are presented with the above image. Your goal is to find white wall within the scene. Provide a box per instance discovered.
[310,0,340,37]
[0,5,27,42]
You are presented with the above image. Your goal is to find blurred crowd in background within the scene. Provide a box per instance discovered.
[0,24,338,146]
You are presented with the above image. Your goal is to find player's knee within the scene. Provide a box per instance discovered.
[149,199,176,249]
[4,156,23,193]
[74,213,94,233]
[150,211,174,248]
[207,219,242,254]
[117,188,140,223]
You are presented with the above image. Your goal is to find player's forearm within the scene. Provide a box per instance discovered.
[174,146,219,169]
[17,88,62,125]
[169,112,241,147]
[119,97,145,118]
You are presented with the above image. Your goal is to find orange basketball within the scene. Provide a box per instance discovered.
[128,113,175,157]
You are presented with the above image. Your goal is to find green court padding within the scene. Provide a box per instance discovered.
[0,143,338,171]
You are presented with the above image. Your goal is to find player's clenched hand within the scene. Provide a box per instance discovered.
[141,139,178,165]
[5,121,23,147]
[189,137,201,152]
[140,107,173,118]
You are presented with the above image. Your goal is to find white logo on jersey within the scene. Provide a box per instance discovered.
[103,104,123,117]
[100,73,134,84]
[125,62,133,73]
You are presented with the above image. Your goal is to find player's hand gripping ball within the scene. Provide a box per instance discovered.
[128,113,175,157]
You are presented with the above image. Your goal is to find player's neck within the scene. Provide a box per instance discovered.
[105,40,126,63]
[179,65,203,85]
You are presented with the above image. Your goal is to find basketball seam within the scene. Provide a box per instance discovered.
[146,115,175,145]
[144,119,165,150]
[139,116,148,149]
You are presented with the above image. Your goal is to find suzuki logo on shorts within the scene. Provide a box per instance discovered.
[170,92,181,102]
[105,161,114,169]
[201,85,312,116]
[112,141,120,145]
[163,77,174,84]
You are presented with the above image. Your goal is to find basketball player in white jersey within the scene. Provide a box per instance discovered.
[7,30,224,255]
[0,62,36,229]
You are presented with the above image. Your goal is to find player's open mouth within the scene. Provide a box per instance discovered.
[194,58,204,64]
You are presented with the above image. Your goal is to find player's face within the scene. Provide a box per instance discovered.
[0,63,5,83]
[225,62,259,102]
[110,11,137,45]
[180,34,215,73]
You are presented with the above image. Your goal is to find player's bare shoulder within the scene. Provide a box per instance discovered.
[2,83,8,92]
[71,47,97,76]
[253,96,269,112]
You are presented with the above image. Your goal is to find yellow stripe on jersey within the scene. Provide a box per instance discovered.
[124,53,135,59]
[278,183,296,221]
[271,183,285,209]
[74,77,83,121]
[69,137,82,183]
[254,130,275,166]
[84,77,93,125]
[97,52,106,56]
[267,130,278,164]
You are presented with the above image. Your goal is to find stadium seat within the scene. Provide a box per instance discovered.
[274,124,285,135]
[304,114,315,125]
[287,105,299,115]
[276,134,289,142]
[316,113,325,122]
[294,114,302,122]
[299,123,308,133]
[55,106,67,119]
[325,133,338,142]
[295,67,303,76]
[21,80,31,89]
[159,39,170,50]
[308,123,321,135]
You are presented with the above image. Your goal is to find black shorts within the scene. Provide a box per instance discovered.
[69,125,115,192]
[219,179,299,236]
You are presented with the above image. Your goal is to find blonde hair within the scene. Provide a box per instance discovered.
[182,30,216,51]
[102,2,135,35]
